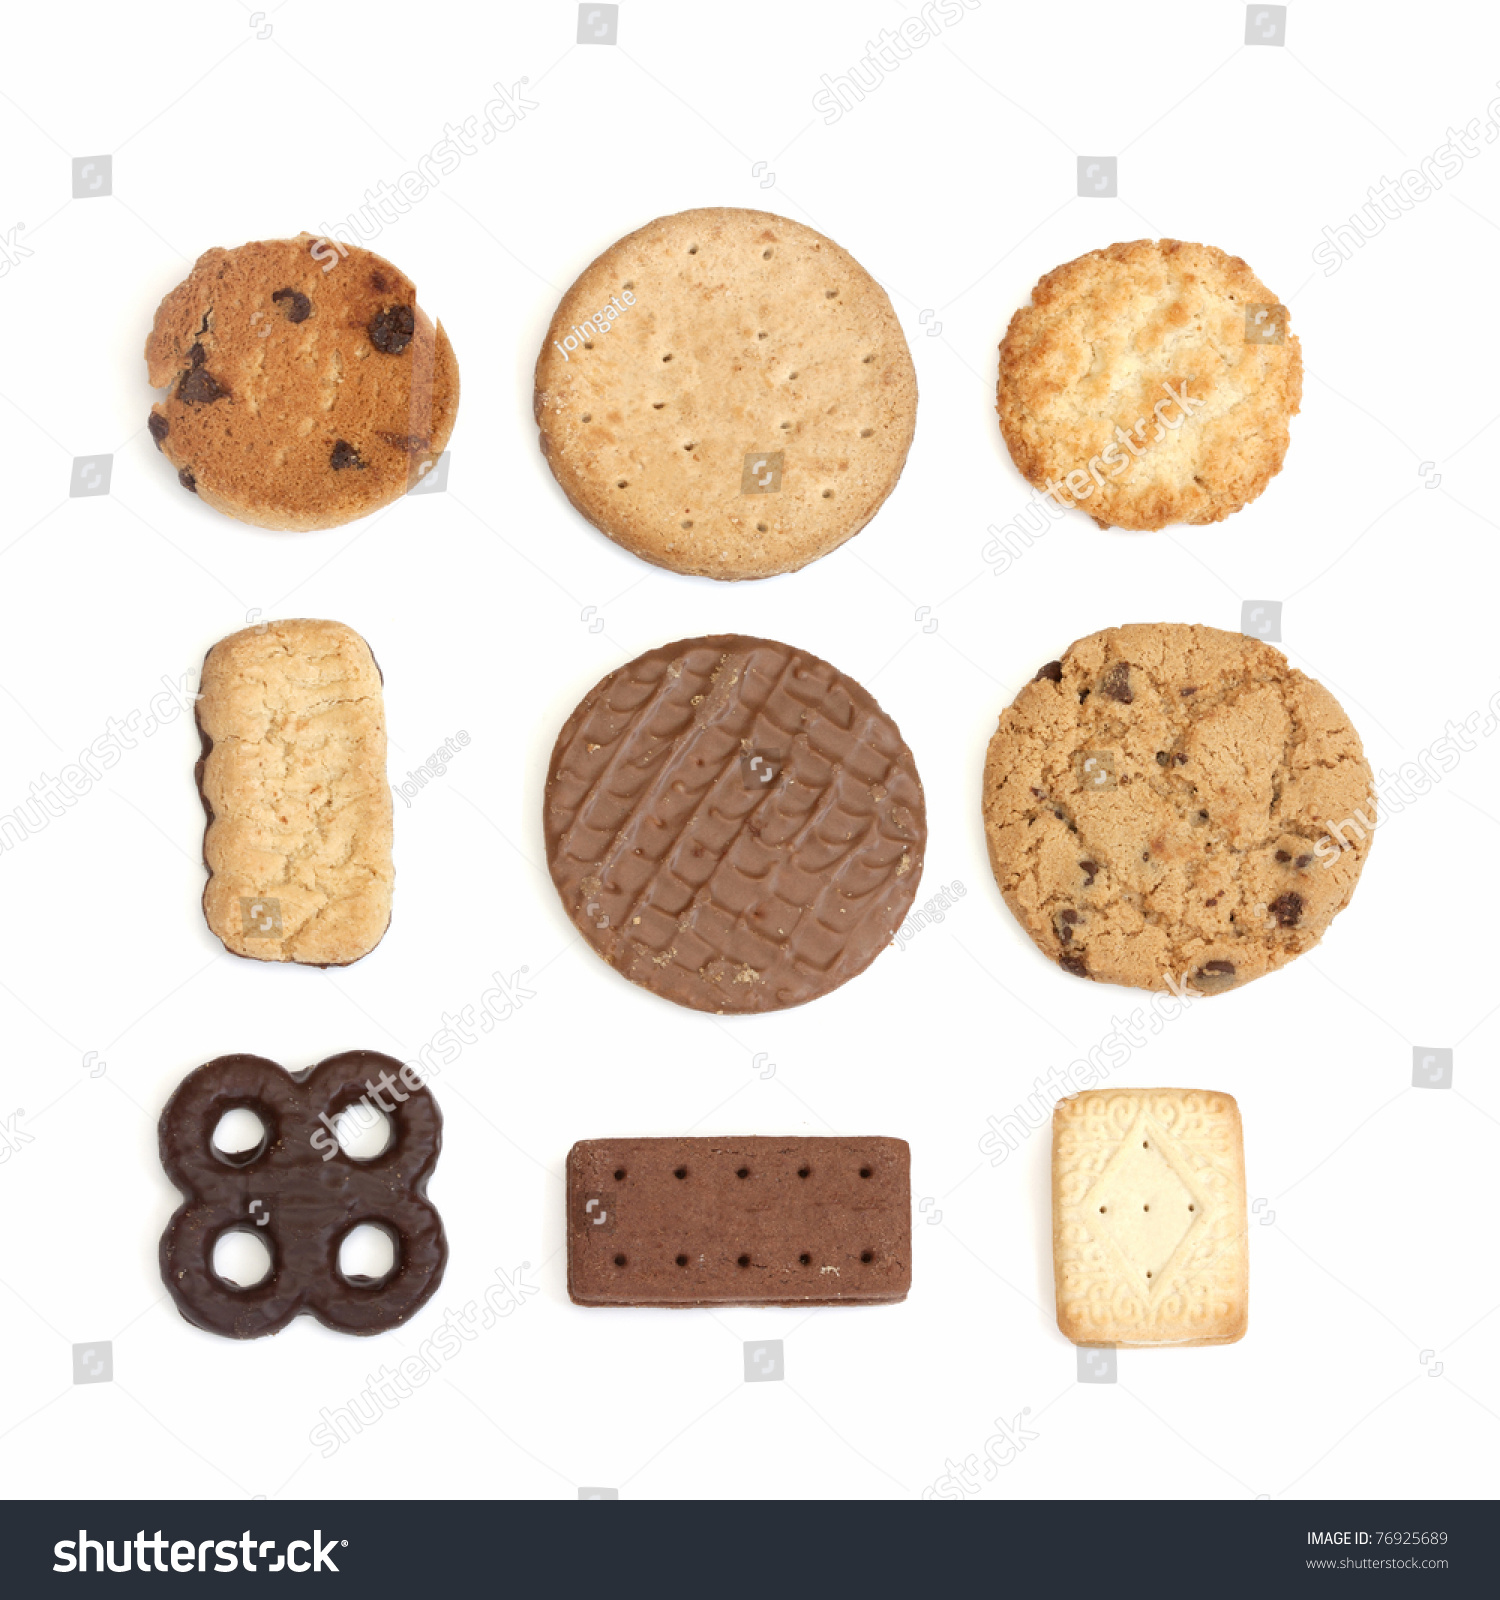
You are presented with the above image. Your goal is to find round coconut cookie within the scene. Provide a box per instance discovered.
[997,239,1301,531]
[534,208,918,580]
[145,234,459,531]
[981,623,1373,995]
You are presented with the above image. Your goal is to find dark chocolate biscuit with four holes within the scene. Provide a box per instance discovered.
[544,633,926,1014]
[158,1052,446,1338]
[567,1137,911,1306]
[145,233,459,530]
[534,207,917,580]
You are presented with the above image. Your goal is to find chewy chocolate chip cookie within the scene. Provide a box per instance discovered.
[146,234,459,530]
[981,624,1373,994]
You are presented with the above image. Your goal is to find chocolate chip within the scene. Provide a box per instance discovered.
[1198,809,1209,820]
[1059,909,1079,923]
[1078,689,1090,704]
[1056,920,1072,944]
[1059,955,1088,978]
[368,305,415,355]
[1030,787,1046,799]
[1295,853,1313,869]
[1275,850,1291,862]
[370,271,389,292]
[186,342,206,369]
[1270,892,1303,929]
[1180,686,1198,696]
[1079,859,1099,886]
[1101,662,1133,704]
[1034,660,1063,682]
[178,467,197,493]
[179,366,227,405]
[1173,753,1187,765]
[148,412,168,449]
[330,440,366,471]
[1155,752,1169,766]
[374,431,430,452]
[1201,960,1235,975]
[271,287,311,323]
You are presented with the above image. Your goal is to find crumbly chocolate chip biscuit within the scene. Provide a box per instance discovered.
[997,239,1301,530]
[534,207,917,580]
[545,634,926,1012]
[196,619,393,966]
[146,234,458,530]
[981,623,1373,994]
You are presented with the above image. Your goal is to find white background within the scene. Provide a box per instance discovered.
[1,0,1497,1502]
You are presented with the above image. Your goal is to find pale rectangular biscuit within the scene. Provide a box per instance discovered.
[1052,1089,1247,1347]
[196,619,393,967]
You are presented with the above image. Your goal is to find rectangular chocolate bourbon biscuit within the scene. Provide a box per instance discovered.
[196,618,393,967]
[567,1137,911,1307]
[1053,1089,1248,1347]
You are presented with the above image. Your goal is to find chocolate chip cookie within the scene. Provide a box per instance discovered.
[981,624,1373,994]
[534,207,917,580]
[997,239,1301,530]
[146,234,459,530]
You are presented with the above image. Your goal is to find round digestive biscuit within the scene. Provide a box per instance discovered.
[545,635,926,1013]
[533,208,917,580]
[997,239,1301,531]
[146,234,459,531]
[981,624,1373,994]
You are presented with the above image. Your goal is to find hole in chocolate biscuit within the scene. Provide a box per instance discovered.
[825,289,839,298]
[614,1168,627,1181]
[799,1252,811,1265]
[584,342,594,350]
[616,480,628,489]
[212,1229,273,1290]
[338,1223,397,1286]
[797,1166,810,1178]
[737,1254,751,1268]
[859,1167,872,1179]
[614,1254,627,1267]
[674,1166,687,1179]
[860,428,874,437]
[333,1105,392,1161]
[860,1251,874,1264]
[211,1107,268,1166]
[762,248,773,259]
[862,354,874,363]
[821,489,834,499]
[676,1254,689,1266]
[736,1167,749,1179]
[681,520,693,529]
[662,353,673,362]
[756,522,768,532]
